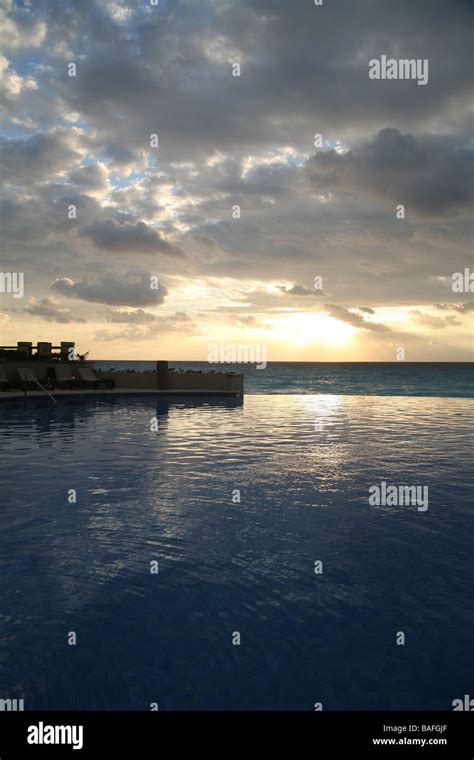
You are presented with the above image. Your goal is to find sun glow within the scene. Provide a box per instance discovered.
[267,312,357,346]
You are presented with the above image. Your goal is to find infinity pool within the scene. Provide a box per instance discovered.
[0,395,472,709]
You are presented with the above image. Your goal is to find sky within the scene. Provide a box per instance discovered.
[0,0,473,361]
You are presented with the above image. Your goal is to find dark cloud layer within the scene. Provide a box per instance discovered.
[84,219,182,256]
[0,130,83,182]
[1,0,473,357]
[305,129,474,218]
[42,0,473,158]
[52,270,168,307]
[25,296,85,323]
[324,303,390,332]
[278,284,323,298]
[105,308,192,328]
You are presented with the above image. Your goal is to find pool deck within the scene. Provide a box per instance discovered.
[0,388,243,402]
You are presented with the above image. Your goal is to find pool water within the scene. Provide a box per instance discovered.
[0,395,472,709]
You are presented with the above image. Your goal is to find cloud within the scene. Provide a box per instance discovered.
[0,55,37,101]
[69,163,109,191]
[43,0,472,161]
[324,303,390,332]
[106,2,134,25]
[95,311,195,341]
[435,301,474,314]
[1,0,472,360]
[83,218,182,256]
[410,310,463,329]
[51,270,168,307]
[0,1,46,50]
[191,234,219,249]
[104,307,158,324]
[305,129,474,218]
[278,284,322,297]
[104,308,192,327]
[0,129,84,183]
[24,297,85,323]
[228,313,260,328]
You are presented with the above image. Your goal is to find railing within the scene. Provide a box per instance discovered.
[23,374,57,404]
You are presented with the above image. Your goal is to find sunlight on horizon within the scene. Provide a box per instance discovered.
[266,312,357,346]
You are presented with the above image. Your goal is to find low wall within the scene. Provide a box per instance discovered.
[167,371,243,393]
[99,368,243,394]
[99,371,157,389]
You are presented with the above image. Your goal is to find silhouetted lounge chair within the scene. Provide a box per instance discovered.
[0,364,9,389]
[54,364,77,389]
[77,367,114,389]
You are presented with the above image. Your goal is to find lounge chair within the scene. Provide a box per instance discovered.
[77,366,114,389]
[54,364,77,389]
[18,367,40,389]
[0,364,9,390]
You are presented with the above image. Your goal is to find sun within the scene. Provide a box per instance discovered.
[267,312,357,346]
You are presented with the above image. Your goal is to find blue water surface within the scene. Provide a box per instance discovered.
[0,394,472,710]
